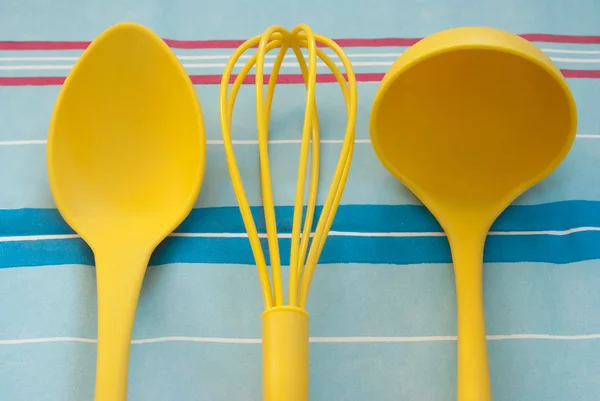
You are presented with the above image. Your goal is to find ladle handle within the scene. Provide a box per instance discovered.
[450,233,492,401]
[94,251,148,401]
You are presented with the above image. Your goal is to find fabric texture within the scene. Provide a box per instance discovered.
[1,0,600,400]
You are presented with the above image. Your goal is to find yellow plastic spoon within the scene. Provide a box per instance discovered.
[47,22,206,401]
[370,26,577,401]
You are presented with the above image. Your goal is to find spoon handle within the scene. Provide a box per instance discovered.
[450,234,492,401]
[94,252,147,401]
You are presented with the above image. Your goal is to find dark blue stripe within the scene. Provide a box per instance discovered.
[1,230,600,268]
[2,200,600,237]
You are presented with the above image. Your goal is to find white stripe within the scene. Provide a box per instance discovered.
[327,231,446,237]
[328,227,600,237]
[0,139,372,146]
[183,61,393,69]
[312,334,600,342]
[0,53,363,62]
[1,136,598,147]
[0,65,72,70]
[2,55,600,71]
[541,48,600,55]
[0,337,97,344]
[0,56,79,61]
[178,53,404,60]
[2,226,600,243]
[0,60,393,71]
[0,140,47,145]
[171,232,261,238]
[132,336,261,344]
[486,334,600,340]
[2,333,600,345]
[550,57,600,63]
[0,234,78,242]
[490,227,600,236]
[0,53,349,62]
[0,53,402,63]
[1,48,600,63]
[207,139,372,145]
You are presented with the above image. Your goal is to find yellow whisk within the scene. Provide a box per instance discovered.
[219,24,357,401]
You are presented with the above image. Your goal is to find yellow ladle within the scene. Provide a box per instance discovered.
[47,22,206,401]
[370,26,577,400]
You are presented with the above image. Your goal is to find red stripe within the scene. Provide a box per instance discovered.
[163,39,244,49]
[1,34,600,50]
[0,38,421,50]
[0,41,91,50]
[1,71,599,87]
[163,38,425,49]
[561,69,600,78]
[0,76,66,86]
[188,73,384,84]
[520,34,600,44]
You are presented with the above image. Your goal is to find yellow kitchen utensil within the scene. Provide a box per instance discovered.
[47,22,206,401]
[370,26,577,401]
[219,24,357,401]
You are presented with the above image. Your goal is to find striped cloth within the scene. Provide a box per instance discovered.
[1,1,600,400]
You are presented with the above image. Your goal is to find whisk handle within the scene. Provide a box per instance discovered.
[262,306,309,401]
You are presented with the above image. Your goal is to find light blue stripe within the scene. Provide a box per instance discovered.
[1,79,599,143]
[0,0,598,40]
[1,0,599,399]
[3,230,600,267]
[0,83,359,142]
[1,339,598,401]
[2,262,600,340]
[0,59,599,79]
[2,262,600,400]
[489,340,600,401]
[0,62,389,78]
[4,201,600,237]
[1,44,600,61]
[2,134,600,209]
[0,342,96,401]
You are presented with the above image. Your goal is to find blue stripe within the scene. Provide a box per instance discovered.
[1,229,600,268]
[2,201,600,268]
[2,200,600,237]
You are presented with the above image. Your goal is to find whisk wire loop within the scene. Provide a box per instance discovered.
[219,25,357,311]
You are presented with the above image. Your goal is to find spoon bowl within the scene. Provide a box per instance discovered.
[47,22,206,401]
[370,26,576,401]
[48,23,205,248]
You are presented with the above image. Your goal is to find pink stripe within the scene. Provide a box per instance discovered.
[561,69,600,78]
[0,38,421,50]
[0,76,66,86]
[1,34,600,50]
[520,34,600,44]
[188,73,382,84]
[163,39,244,49]
[1,71,599,86]
[163,38,425,49]
[0,41,90,50]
